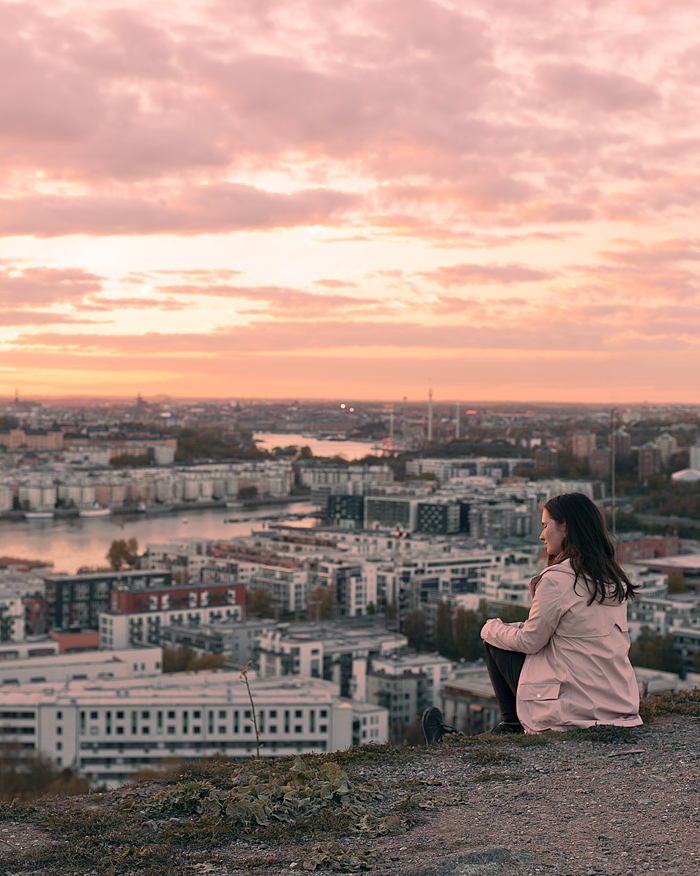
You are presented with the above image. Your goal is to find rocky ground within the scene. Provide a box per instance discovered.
[1,713,699,876]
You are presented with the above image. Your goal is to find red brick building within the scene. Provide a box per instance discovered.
[616,534,679,565]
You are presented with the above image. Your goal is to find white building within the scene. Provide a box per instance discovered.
[18,482,56,512]
[690,442,700,472]
[0,646,161,686]
[0,673,388,787]
[99,601,243,650]
[0,591,26,642]
[256,623,407,699]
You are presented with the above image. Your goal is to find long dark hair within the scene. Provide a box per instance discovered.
[544,492,637,604]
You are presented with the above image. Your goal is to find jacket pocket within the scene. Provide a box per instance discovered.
[519,682,561,702]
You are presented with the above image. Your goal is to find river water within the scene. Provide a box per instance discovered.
[254,433,378,460]
[1,502,321,575]
[2,432,374,574]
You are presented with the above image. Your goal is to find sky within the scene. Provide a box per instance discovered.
[2,0,700,404]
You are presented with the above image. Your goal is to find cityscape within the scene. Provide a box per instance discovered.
[2,0,700,870]
[0,393,699,789]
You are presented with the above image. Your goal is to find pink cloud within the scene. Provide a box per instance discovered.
[0,184,358,237]
[313,278,358,289]
[0,266,104,304]
[417,262,555,287]
[534,61,659,113]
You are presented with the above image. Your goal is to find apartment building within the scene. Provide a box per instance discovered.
[0,645,160,686]
[99,584,245,649]
[160,619,277,668]
[44,570,173,631]
[0,674,387,787]
[256,623,407,698]
[366,653,452,722]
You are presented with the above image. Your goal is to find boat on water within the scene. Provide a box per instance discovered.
[24,510,54,519]
[79,505,111,518]
[225,500,244,509]
[144,504,174,514]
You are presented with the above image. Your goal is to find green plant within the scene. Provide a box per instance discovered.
[639,687,700,722]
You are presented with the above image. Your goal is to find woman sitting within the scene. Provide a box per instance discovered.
[480,492,642,734]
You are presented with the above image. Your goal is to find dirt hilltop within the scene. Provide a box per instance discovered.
[1,698,699,876]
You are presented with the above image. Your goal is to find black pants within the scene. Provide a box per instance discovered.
[484,642,526,724]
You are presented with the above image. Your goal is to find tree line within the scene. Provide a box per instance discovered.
[402,601,529,661]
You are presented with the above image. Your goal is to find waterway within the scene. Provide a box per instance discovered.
[1,502,321,575]
[254,433,378,461]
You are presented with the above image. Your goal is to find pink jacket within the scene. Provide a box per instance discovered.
[480,558,642,733]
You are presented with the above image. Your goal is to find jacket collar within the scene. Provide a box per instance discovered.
[529,556,572,599]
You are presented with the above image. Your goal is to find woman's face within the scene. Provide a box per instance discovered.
[540,509,567,556]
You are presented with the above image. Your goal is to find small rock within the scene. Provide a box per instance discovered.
[142,820,158,833]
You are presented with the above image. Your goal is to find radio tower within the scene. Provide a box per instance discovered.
[455,401,460,439]
[427,384,433,442]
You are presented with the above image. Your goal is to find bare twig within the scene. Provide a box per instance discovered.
[239,661,260,758]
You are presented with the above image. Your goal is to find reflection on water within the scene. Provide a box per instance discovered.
[1,503,320,575]
[254,432,378,461]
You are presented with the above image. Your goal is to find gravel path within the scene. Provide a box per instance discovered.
[0,716,698,876]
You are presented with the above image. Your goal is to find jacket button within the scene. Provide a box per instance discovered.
[536,694,541,698]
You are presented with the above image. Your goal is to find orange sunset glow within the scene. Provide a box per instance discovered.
[1,0,699,402]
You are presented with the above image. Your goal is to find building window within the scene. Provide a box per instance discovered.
[116,711,124,720]
[218,726,226,734]
[294,710,302,718]
[269,710,277,719]
[56,711,62,721]
[56,726,62,736]
[142,711,150,720]
[294,725,303,734]
[56,741,62,750]
[193,711,201,719]
[142,727,150,735]
[116,727,124,735]
[167,726,176,735]
[269,725,277,734]
[218,710,227,719]
[320,710,327,718]
[193,726,201,734]
[320,725,327,733]
[90,711,98,720]
[168,711,176,720]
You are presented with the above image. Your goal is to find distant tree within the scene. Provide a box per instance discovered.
[434,601,454,659]
[298,446,314,460]
[403,609,427,651]
[246,588,275,618]
[384,602,397,624]
[163,646,195,673]
[628,625,680,674]
[188,653,226,672]
[0,742,91,801]
[366,601,377,615]
[162,645,224,673]
[453,603,489,662]
[106,538,139,570]
[498,604,530,624]
[110,453,152,467]
[668,573,688,594]
[307,584,337,620]
[237,485,258,500]
[172,569,192,585]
